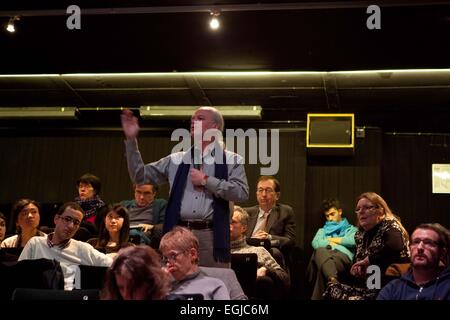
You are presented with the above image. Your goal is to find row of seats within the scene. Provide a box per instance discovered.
[0,253,258,300]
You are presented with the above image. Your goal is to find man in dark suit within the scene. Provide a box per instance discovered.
[244,176,296,253]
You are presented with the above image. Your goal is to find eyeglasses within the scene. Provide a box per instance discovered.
[135,190,154,196]
[355,205,377,214]
[410,238,440,249]
[59,215,81,227]
[161,251,185,265]
[257,188,275,194]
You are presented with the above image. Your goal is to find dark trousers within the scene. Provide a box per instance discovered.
[307,247,351,300]
[192,228,230,268]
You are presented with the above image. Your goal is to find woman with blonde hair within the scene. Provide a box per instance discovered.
[323,192,410,300]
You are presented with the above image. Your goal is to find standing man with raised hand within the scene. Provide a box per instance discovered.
[121,107,249,267]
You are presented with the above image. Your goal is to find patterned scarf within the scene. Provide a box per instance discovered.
[75,196,105,219]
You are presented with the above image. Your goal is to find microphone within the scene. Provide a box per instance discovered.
[193,146,202,170]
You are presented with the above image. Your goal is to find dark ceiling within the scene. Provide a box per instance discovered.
[1,1,450,132]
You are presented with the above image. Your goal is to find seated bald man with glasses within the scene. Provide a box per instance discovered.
[19,202,113,290]
[378,223,450,300]
[160,226,230,300]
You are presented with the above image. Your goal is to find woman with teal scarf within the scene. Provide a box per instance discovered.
[307,198,358,299]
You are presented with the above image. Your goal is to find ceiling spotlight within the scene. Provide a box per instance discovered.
[209,11,221,30]
[6,16,20,33]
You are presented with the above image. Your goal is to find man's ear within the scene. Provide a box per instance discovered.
[190,247,198,260]
[53,215,58,225]
[275,192,281,201]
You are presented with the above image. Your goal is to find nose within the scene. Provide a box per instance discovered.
[416,241,425,250]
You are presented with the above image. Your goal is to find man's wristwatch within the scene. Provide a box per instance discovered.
[201,175,208,186]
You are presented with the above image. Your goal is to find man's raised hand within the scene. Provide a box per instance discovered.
[121,109,140,139]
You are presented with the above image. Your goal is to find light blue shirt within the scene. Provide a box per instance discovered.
[125,139,249,220]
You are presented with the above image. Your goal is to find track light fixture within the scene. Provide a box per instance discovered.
[140,106,262,120]
[6,16,20,33]
[0,107,77,119]
[209,10,221,30]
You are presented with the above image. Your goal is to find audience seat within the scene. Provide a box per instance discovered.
[77,265,108,290]
[231,253,257,298]
[12,288,99,300]
[200,266,247,300]
[0,258,64,300]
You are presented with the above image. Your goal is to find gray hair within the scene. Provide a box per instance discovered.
[233,205,249,227]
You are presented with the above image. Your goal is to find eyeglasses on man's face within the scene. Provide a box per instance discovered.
[161,251,185,265]
[355,205,378,214]
[58,215,81,227]
[135,190,154,196]
[410,238,440,249]
[257,188,275,194]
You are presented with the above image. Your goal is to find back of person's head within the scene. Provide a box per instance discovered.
[356,192,408,239]
[10,198,41,234]
[97,204,130,247]
[413,223,450,266]
[322,197,341,213]
[160,226,199,263]
[233,206,250,227]
[76,173,101,195]
[257,175,281,193]
[101,245,170,300]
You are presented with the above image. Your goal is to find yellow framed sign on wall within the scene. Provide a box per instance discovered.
[306,113,355,156]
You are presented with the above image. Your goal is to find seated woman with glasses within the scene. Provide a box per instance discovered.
[323,192,410,300]
[1,199,46,249]
[159,226,230,300]
[88,204,133,256]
